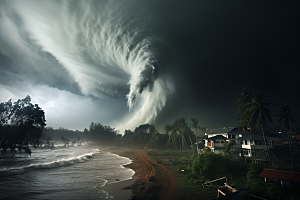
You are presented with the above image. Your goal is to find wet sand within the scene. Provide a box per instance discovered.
[100,147,157,199]
[103,176,137,200]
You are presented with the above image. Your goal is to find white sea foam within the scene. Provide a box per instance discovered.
[0,145,133,200]
[106,152,135,183]
[0,148,100,177]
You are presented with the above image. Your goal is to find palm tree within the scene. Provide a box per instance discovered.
[236,88,256,158]
[190,117,206,154]
[276,103,296,170]
[276,104,296,132]
[149,125,158,149]
[190,117,199,155]
[165,124,177,150]
[236,87,251,114]
[245,91,275,162]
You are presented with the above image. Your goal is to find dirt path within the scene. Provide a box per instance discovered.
[137,150,175,200]
[107,147,175,200]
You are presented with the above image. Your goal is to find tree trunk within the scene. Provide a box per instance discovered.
[189,135,194,156]
[250,130,256,159]
[262,124,271,164]
[195,129,198,154]
[287,130,295,170]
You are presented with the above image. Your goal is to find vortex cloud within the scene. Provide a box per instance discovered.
[0,0,174,131]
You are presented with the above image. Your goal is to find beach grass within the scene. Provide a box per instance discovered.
[146,148,216,199]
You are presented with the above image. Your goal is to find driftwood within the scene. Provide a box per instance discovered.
[224,183,238,193]
[217,189,226,198]
[202,177,267,200]
[202,176,227,186]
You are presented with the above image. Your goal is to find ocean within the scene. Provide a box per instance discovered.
[0,144,134,200]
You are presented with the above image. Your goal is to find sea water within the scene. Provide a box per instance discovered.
[0,144,134,200]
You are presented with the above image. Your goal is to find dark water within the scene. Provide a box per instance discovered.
[0,144,134,199]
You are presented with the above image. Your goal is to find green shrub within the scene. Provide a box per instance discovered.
[247,163,264,181]
[191,151,231,182]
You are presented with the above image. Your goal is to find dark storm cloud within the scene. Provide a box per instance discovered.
[0,0,175,131]
[148,1,300,128]
[0,6,81,94]
[0,0,299,131]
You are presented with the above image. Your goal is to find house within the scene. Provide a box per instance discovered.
[259,168,300,186]
[205,127,243,144]
[204,135,227,154]
[197,127,244,154]
[236,134,283,157]
[196,135,208,153]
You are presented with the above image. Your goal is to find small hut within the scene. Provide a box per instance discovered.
[259,168,300,186]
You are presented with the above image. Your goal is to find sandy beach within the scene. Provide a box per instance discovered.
[103,176,137,200]
[100,146,175,200]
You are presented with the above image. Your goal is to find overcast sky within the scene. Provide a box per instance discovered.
[1,0,299,133]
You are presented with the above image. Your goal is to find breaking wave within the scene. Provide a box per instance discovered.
[0,149,100,177]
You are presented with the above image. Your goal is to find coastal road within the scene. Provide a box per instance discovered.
[137,150,175,200]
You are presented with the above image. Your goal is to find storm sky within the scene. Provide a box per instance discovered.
[1,0,299,132]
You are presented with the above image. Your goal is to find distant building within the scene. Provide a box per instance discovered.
[201,127,243,154]
[205,127,242,143]
[236,134,284,157]
[259,168,300,186]
[204,135,227,154]
[196,135,207,154]
[197,127,242,153]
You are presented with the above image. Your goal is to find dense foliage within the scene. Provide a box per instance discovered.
[0,96,46,155]
[43,127,83,141]
[165,118,196,151]
[87,122,120,144]
[121,124,159,147]
[191,151,231,182]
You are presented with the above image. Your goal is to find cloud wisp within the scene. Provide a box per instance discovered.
[0,0,174,131]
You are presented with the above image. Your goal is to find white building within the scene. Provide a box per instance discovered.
[237,134,284,157]
[204,135,227,154]
[202,127,243,154]
[205,127,242,143]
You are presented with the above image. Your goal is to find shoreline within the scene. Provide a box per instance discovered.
[99,147,139,200]
[103,176,138,200]
[99,146,159,200]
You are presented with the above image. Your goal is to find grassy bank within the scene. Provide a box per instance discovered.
[146,149,216,199]
[145,148,300,200]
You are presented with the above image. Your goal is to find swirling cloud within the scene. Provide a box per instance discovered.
[0,0,174,131]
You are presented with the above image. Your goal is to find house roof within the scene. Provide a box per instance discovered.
[259,168,300,182]
[255,147,299,162]
[197,135,208,139]
[206,127,237,135]
[206,135,227,140]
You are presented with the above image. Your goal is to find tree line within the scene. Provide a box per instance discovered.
[236,87,296,138]
[81,117,205,153]
[1,90,297,158]
[235,87,298,169]
[0,96,46,155]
